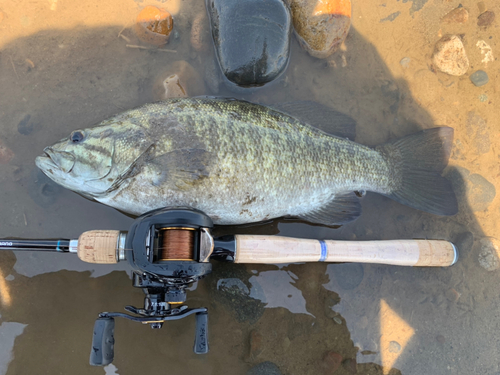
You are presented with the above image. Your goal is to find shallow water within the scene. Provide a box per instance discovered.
[0,0,498,374]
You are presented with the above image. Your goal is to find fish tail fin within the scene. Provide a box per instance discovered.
[377,127,458,215]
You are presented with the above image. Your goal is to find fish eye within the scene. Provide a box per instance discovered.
[70,131,85,143]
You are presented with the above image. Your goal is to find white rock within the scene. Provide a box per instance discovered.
[432,35,469,76]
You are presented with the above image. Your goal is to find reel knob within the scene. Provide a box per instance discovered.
[90,317,115,366]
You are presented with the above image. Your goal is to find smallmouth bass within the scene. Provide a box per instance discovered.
[35,98,457,225]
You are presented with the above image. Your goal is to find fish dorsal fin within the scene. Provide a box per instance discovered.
[193,97,356,140]
[150,148,213,190]
[270,101,356,140]
[298,192,362,226]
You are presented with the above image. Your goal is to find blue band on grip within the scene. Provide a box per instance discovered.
[318,240,327,262]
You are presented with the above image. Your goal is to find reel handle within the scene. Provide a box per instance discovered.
[194,312,209,354]
[90,317,115,366]
[233,236,457,267]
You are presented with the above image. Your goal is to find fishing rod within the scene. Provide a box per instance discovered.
[0,207,457,366]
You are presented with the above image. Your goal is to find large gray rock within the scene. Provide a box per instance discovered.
[206,0,292,88]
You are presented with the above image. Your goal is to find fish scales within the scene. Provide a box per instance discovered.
[35,98,457,225]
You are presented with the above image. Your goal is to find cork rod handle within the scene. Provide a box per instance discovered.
[233,235,457,267]
[77,230,121,264]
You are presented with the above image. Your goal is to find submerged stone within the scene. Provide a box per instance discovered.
[135,6,173,46]
[206,0,292,88]
[432,35,469,76]
[287,0,351,58]
[470,70,489,86]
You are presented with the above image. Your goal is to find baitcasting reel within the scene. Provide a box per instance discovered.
[81,208,218,366]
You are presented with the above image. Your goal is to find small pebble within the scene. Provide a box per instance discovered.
[432,35,469,76]
[0,139,14,164]
[478,94,488,102]
[321,351,342,374]
[247,361,282,375]
[333,316,342,325]
[248,330,264,360]
[400,57,411,68]
[135,6,173,46]
[388,341,401,353]
[17,114,34,135]
[436,335,446,344]
[445,288,461,303]
[477,10,495,27]
[478,237,500,271]
[5,275,14,281]
[441,7,469,24]
[152,60,204,100]
[470,70,489,86]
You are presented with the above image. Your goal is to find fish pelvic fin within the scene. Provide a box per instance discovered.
[298,192,362,225]
[377,127,458,216]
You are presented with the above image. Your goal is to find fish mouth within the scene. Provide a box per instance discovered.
[35,148,75,174]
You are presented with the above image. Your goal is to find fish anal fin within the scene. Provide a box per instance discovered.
[298,192,362,226]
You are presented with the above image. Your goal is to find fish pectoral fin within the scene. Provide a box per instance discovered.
[151,148,212,190]
[298,192,362,226]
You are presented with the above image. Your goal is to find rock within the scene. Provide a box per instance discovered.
[0,139,14,164]
[467,173,495,211]
[17,114,34,135]
[388,341,401,353]
[445,288,461,303]
[436,335,446,344]
[321,351,342,374]
[135,6,173,46]
[470,70,489,86]
[287,0,351,59]
[152,61,204,100]
[466,111,490,154]
[432,35,469,76]
[478,237,500,271]
[400,57,411,68]
[190,12,209,52]
[247,361,282,375]
[247,330,264,361]
[154,74,186,99]
[207,0,292,88]
[441,7,469,24]
[447,166,495,212]
[477,10,495,27]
